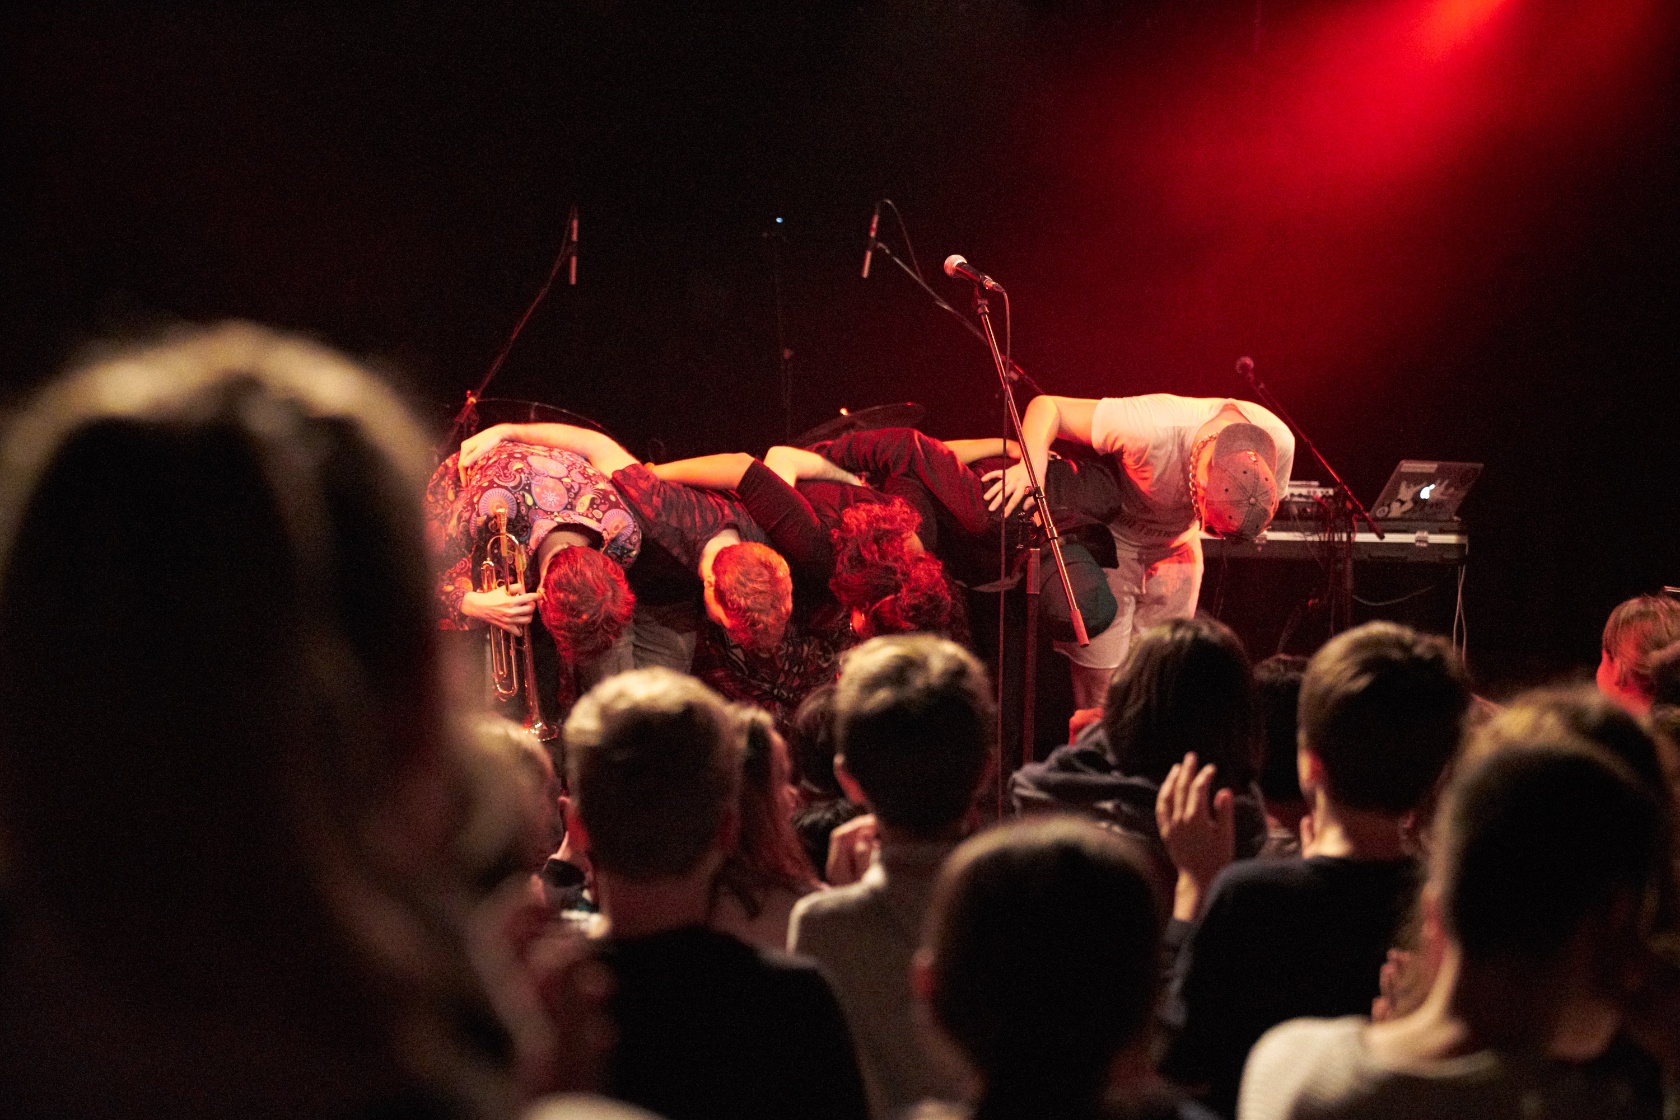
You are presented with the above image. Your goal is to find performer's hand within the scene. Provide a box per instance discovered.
[981,461,1037,517]
[462,586,540,633]
[459,423,518,482]
[1156,751,1236,921]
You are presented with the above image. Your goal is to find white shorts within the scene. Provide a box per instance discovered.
[1054,533,1202,670]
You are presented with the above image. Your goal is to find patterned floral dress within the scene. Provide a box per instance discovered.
[425,441,641,628]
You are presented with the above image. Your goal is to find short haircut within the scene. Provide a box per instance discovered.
[1604,595,1680,702]
[1298,621,1469,814]
[925,817,1161,1100]
[793,797,868,882]
[789,683,844,799]
[1254,653,1309,805]
[1100,617,1255,789]
[539,546,635,661]
[564,668,741,879]
[1470,686,1668,801]
[1438,741,1666,964]
[1650,641,1680,707]
[834,634,995,835]
[712,541,793,654]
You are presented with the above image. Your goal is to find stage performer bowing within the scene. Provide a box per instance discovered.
[426,439,641,720]
[984,393,1293,709]
[459,422,795,674]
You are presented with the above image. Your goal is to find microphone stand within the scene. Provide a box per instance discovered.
[868,227,1084,777]
[440,213,578,456]
[965,282,1087,794]
[1238,358,1380,636]
[868,240,1046,395]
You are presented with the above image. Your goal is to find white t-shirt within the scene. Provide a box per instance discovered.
[1087,394,1294,548]
[1239,1016,1658,1120]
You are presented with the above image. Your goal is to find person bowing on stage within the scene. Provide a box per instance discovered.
[985,393,1293,709]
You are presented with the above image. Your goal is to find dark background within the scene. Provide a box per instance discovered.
[5,0,1677,698]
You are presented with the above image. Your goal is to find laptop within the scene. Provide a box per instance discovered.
[1370,461,1482,523]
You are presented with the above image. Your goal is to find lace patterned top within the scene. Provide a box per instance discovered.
[425,441,641,628]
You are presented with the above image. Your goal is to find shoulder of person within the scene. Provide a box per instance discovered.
[789,879,880,945]
[1240,1016,1368,1120]
[1202,855,1324,912]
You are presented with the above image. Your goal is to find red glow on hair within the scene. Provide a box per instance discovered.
[713,542,794,655]
[539,547,634,661]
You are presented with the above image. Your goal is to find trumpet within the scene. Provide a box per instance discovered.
[478,507,556,741]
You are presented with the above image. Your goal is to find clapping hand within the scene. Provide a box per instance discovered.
[1156,751,1236,921]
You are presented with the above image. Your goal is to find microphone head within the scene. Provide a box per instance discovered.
[943,254,967,278]
[1236,356,1255,377]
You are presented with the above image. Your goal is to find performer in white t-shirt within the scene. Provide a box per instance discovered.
[985,393,1294,708]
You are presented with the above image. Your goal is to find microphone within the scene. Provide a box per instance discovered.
[567,205,579,286]
[861,203,880,279]
[943,254,1004,292]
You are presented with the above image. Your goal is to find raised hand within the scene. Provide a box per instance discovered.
[1156,751,1237,921]
[825,812,879,887]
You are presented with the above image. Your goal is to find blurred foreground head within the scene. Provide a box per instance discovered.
[0,324,511,1117]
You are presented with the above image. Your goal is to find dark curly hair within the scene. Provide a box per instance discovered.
[829,498,952,637]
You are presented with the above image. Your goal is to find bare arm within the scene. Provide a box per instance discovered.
[943,437,1022,466]
[648,452,756,491]
[763,445,863,488]
[982,395,1099,517]
[459,422,637,479]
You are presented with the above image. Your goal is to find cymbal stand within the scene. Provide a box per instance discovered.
[441,206,579,455]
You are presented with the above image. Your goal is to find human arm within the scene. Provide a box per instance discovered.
[943,436,1021,466]
[825,813,879,887]
[981,395,1099,517]
[763,445,864,488]
[460,422,637,480]
[819,429,994,535]
[647,452,757,490]
[1157,752,1237,922]
[734,461,832,587]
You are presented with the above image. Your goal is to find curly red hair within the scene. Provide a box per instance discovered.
[539,546,635,661]
[712,542,793,655]
[829,499,952,637]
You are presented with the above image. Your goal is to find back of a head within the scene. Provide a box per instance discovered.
[1255,653,1309,806]
[565,667,741,879]
[924,817,1161,1102]
[540,545,635,662]
[712,540,793,654]
[0,323,503,1113]
[1470,686,1669,802]
[1100,616,1255,788]
[789,683,844,799]
[726,705,816,893]
[0,322,443,923]
[1438,739,1666,967]
[1603,595,1680,705]
[1651,641,1680,708]
[1299,621,1469,814]
[834,634,995,835]
[829,498,953,637]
